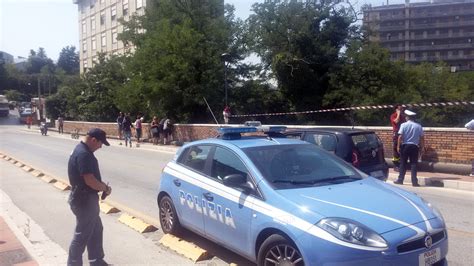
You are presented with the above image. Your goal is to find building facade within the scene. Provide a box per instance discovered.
[0,51,14,64]
[363,0,474,71]
[73,0,147,73]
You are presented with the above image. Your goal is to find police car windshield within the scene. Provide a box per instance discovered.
[243,144,363,189]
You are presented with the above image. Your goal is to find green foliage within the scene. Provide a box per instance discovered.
[26,48,55,74]
[57,46,80,75]
[247,0,357,115]
[3,89,24,102]
[325,41,474,126]
[118,0,242,122]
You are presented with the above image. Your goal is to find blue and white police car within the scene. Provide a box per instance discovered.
[157,126,448,266]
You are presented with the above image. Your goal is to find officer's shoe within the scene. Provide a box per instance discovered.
[90,258,109,266]
[412,183,420,187]
[393,180,403,185]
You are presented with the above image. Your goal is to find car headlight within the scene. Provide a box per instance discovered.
[317,218,387,248]
[421,197,445,224]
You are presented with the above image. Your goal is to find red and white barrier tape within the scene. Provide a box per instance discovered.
[229,101,474,118]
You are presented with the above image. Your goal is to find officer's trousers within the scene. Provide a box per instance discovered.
[398,144,420,185]
[67,193,104,266]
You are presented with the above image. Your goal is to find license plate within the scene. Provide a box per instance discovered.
[370,170,383,177]
[419,248,441,266]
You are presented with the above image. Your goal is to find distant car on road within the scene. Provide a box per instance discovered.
[284,128,389,181]
[158,126,447,266]
[20,108,32,116]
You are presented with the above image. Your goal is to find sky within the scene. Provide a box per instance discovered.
[0,0,423,61]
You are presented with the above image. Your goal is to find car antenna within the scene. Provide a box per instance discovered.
[203,97,220,126]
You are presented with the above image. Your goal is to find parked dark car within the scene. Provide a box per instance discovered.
[285,128,389,181]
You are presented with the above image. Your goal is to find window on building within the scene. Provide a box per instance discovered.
[112,29,118,44]
[100,11,105,25]
[101,33,107,47]
[111,5,117,21]
[83,59,88,70]
[82,20,86,34]
[91,16,96,31]
[92,37,97,50]
[136,0,143,9]
[123,1,129,16]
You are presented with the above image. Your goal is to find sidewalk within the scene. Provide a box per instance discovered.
[0,217,38,266]
[387,169,474,191]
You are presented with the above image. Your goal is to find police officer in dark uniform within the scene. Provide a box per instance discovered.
[67,128,112,266]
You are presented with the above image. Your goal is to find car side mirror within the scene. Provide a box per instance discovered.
[223,174,246,187]
[223,174,254,193]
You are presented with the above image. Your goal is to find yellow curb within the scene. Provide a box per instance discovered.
[99,202,120,214]
[118,213,157,233]
[4,156,11,160]
[41,175,56,183]
[14,161,25,167]
[21,165,34,172]
[53,180,71,191]
[10,159,17,163]
[159,234,211,262]
[31,170,44,177]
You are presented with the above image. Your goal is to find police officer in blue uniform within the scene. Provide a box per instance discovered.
[67,128,112,266]
[394,110,425,187]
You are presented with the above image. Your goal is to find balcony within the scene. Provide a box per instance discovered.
[410,20,474,30]
[409,8,474,19]
[409,32,474,40]
[406,43,474,52]
[406,54,474,62]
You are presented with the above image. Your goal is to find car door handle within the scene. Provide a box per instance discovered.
[173,179,181,187]
[203,192,213,201]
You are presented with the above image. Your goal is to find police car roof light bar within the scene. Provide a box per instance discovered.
[218,127,258,140]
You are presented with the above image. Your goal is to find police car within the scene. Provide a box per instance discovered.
[157,125,448,266]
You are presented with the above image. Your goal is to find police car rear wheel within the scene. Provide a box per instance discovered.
[258,234,304,266]
[159,195,182,235]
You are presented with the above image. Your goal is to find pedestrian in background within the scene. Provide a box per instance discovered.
[122,113,133,148]
[223,106,231,124]
[134,115,143,147]
[116,112,124,145]
[58,115,64,134]
[150,116,160,145]
[67,128,112,266]
[465,119,474,177]
[26,115,32,129]
[394,110,424,187]
[158,117,166,144]
[163,118,172,145]
[390,105,404,171]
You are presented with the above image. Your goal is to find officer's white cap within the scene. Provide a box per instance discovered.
[404,110,416,116]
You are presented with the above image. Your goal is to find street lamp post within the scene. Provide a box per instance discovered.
[220,53,231,107]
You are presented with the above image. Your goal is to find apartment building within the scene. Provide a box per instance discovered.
[363,0,474,72]
[73,0,146,73]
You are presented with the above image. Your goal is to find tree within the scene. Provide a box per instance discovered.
[77,53,126,121]
[118,0,247,122]
[26,48,54,74]
[324,42,407,124]
[3,89,24,102]
[57,46,80,75]
[247,0,358,116]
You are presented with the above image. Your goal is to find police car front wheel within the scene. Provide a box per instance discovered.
[159,195,182,235]
[257,234,304,266]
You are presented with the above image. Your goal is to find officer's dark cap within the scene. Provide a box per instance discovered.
[87,128,110,146]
